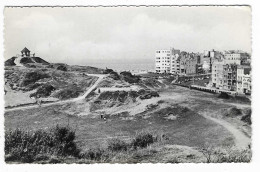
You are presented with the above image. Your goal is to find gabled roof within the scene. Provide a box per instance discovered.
[21,47,30,53]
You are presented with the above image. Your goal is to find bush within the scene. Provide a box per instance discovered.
[241,113,251,125]
[83,148,107,161]
[109,71,120,80]
[30,84,56,98]
[120,71,140,84]
[131,132,155,149]
[54,88,82,100]
[139,91,159,100]
[107,138,128,152]
[5,125,80,163]
[5,57,17,66]
[218,92,230,99]
[103,68,114,74]
[20,71,50,87]
[57,65,67,71]
[225,107,242,117]
[20,57,34,64]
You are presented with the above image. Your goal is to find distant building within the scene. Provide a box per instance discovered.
[211,60,225,89]
[222,64,237,91]
[170,48,181,74]
[237,65,251,94]
[224,52,249,65]
[155,50,171,73]
[185,53,199,75]
[21,47,31,57]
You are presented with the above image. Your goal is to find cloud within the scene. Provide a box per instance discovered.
[4,7,251,66]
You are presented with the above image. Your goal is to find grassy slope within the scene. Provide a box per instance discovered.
[4,66,98,106]
[5,98,234,151]
[4,73,251,163]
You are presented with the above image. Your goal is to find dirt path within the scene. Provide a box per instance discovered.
[5,74,106,112]
[202,114,250,149]
[14,56,23,66]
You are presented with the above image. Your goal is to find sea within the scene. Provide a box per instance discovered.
[87,63,155,72]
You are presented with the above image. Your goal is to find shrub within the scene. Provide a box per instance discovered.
[83,148,107,161]
[54,88,82,100]
[131,132,155,149]
[107,138,128,152]
[225,107,242,117]
[241,113,251,125]
[110,71,120,80]
[120,71,140,84]
[30,84,56,98]
[139,91,159,100]
[20,57,34,64]
[103,68,114,74]
[57,65,67,71]
[19,71,50,87]
[5,57,17,66]
[218,92,230,99]
[5,125,80,163]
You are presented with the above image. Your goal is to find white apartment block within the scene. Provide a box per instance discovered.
[155,50,171,73]
[237,65,251,94]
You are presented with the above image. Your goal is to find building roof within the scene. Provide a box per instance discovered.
[21,47,30,53]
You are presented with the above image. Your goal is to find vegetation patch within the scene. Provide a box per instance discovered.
[57,65,68,71]
[20,57,34,64]
[5,125,80,163]
[120,71,140,84]
[218,92,230,99]
[225,107,243,117]
[5,57,17,66]
[53,88,82,100]
[19,71,50,87]
[241,109,251,125]
[30,84,56,98]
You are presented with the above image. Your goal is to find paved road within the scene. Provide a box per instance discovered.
[5,74,106,112]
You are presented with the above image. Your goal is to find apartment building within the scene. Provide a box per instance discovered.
[222,64,237,91]
[237,65,251,94]
[170,48,181,74]
[155,50,171,73]
[224,51,250,65]
[185,54,200,75]
[211,60,225,89]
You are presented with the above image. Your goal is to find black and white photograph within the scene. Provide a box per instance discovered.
[1,4,257,166]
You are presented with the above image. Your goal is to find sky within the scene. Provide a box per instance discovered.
[4,6,251,66]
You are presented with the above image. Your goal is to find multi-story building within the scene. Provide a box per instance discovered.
[170,48,181,74]
[211,60,225,89]
[224,52,249,65]
[179,52,187,75]
[201,56,212,73]
[185,53,200,75]
[222,64,237,91]
[237,65,251,94]
[155,50,171,73]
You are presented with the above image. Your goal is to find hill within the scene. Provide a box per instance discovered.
[5,56,49,67]
[4,57,17,66]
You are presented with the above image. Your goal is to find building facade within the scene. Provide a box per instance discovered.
[155,50,171,73]
[222,64,237,91]
[237,65,251,94]
[211,60,225,89]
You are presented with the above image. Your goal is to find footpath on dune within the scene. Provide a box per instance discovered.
[5,74,106,112]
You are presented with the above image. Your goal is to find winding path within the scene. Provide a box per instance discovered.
[5,74,106,112]
[202,114,250,149]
